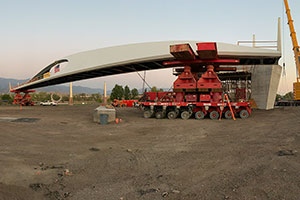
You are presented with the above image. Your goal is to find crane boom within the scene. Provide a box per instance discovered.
[284,0,300,100]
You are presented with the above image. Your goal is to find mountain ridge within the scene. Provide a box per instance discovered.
[0,77,104,94]
[0,77,168,94]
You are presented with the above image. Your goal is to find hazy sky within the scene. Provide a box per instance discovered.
[1,0,299,94]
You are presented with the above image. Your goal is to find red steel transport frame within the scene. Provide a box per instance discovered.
[138,42,252,120]
[11,90,35,106]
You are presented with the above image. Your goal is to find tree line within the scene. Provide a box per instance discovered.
[0,92,103,105]
[109,84,165,101]
[110,85,139,100]
[276,92,294,101]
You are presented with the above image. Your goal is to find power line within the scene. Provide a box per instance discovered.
[136,71,152,91]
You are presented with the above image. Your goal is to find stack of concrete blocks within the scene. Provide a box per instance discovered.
[93,106,116,124]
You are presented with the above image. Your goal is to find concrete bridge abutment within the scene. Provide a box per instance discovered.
[251,65,282,110]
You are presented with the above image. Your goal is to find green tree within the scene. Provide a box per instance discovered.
[73,94,78,101]
[79,93,87,101]
[131,88,139,99]
[91,93,102,103]
[52,94,60,101]
[32,92,50,102]
[283,92,293,100]
[62,95,69,102]
[1,94,13,104]
[151,86,158,92]
[124,85,131,100]
[73,94,81,101]
[276,94,282,101]
[110,84,124,100]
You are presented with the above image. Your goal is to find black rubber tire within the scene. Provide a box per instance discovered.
[155,111,164,119]
[181,111,190,120]
[239,110,249,119]
[143,110,152,118]
[224,110,233,119]
[167,111,177,120]
[195,111,205,120]
[209,111,219,120]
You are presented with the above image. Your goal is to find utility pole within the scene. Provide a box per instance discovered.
[69,82,73,105]
[9,82,11,93]
[142,71,146,93]
[104,81,107,104]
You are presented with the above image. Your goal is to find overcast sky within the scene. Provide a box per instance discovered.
[1,0,299,94]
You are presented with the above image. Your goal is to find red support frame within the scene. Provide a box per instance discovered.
[11,90,35,106]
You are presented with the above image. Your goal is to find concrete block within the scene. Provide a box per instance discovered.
[93,106,116,124]
[251,65,282,110]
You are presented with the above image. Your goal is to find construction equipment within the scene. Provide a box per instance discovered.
[119,100,138,107]
[138,43,252,120]
[284,0,300,100]
[112,99,126,107]
[11,90,35,106]
[112,99,138,107]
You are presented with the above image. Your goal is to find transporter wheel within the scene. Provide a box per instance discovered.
[155,111,164,119]
[239,109,249,119]
[143,110,153,118]
[195,111,205,120]
[167,111,177,120]
[181,111,190,120]
[209,111,219,120]
[224,110,233,119]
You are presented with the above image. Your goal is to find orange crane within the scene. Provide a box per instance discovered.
[284,0,300,100]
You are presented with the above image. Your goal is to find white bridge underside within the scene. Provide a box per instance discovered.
[14,40,281,91]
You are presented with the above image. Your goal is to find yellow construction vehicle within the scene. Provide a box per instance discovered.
[284,0,300,100]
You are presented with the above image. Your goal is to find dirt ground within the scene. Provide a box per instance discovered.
[0,105,299,200]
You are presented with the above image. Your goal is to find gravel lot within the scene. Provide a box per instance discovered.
[0,105,299,200]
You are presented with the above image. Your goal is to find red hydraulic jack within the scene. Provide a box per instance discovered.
[11,90,35,106]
